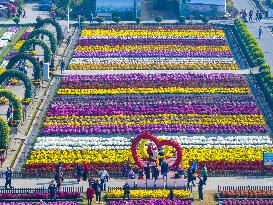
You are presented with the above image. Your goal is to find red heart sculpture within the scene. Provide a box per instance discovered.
[131,132,182,169]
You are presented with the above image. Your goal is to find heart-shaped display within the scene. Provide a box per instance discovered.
[131,132,182,169]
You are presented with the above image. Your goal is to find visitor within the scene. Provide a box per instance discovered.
[56,171,63,191]
[190,161,198,173]
[258,11,263,21]
[158,147,164,166]
[138,168,144,179]
[259,26,263,39]
[88,177,96,189]
[128,169,135,179]
[154,165,159,181]
[86,185,95,205]
[187,168,195,188]
[249,10,253,21]
[198,177,205,201]
[40,60,44,69]
[4,167,12,189]
[170,189,174,200]
[99,170,107,191]
[123,182,130,200]
[161,159,169,181]
[50,58,55,70]
[202,164,208,185]
[151,161,156,179]
[144,162,151,180]
[147,143,154,162]
[60,59,65,74]
[6,108,11,121]
[75,163,82,183]
[90,12,94,23]
[82,161,89,181]
[95,179,102,204]
[48,180,57,202]
[22,9,26,18]
[256,10,259,21]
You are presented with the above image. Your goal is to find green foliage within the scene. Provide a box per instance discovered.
[19,39,52,63]
[113,16,121,24]
[6,53,41,81]
[95,17,104,25]
[13,16,20,25]
[202,16,209,24]
[0,89,22,124]
[0,70,32,99]
[155,16,163,25]
[35,18,63,43]
[80,0,95,19]
[178,16,186,24]
[28,29,57,53]
[0,117,9,149]
[135,17,141,25]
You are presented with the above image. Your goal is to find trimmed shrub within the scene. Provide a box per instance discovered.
[178,16,186,24]
[0,117,9,149]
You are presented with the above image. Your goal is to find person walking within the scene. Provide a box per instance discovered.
[190,161,198,173]
[90,12,94,23]
[249,10,253,21]
[198,177,205,201]
[259,11,263,21]
[256,10,259,21]
[6,108,11,121]
[48,180,57,202]
[4,167,12,189]
[202,164,208,185]
[187,168,195,188]
[170,189,174,200]
[60,59,65,74]
[75,163,82,183]
[22,9,26,18]
[56,171,63,191]
[123,182,130,200]
[259,26,263,39]
[82,161,89,181]
[161,159,169,181]
[99,170,107,191]
[95,179,102,204]
[144,162,151,180]
[154,165,159,181]
[50,58,55,70]
[86,186,95,205]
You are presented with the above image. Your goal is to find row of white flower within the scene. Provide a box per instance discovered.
[33,135,273,150]
[0,28,18,49]
[69,57,237,65]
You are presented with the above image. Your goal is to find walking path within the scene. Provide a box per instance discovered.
[233,0,273,69]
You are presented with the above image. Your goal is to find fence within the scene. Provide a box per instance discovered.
[218,185,273,192]
[0,186,84,194]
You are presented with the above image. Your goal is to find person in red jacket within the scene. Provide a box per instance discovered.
[147,143,154,162]
[86,186,95,205]
[82,161,89,181]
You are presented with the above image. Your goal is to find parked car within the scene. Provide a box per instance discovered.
[39,0,52,11]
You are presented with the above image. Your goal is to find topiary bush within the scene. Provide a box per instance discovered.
[0,70,33,100]
[155,16,163,26]
[27,29,57,53]
[35,18,63,43]
[0,89,22,126]
[178,16,186,24]
[0,117,9,149]
[6,53,41,81]
[19,39,52,63]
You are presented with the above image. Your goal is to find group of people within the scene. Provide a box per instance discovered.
[240,9,263,22]
[17,7,26,18]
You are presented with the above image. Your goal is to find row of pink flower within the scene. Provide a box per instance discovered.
[85,25,223,30]
[0,192,81,199]
[0,203,79,205]
[48,95,261,116]
[42,124,268,135]
[61,73,248,89]
[221,199,273,205]
[73,50,233,58]
[106,199,192,205]
[76,39,228,46]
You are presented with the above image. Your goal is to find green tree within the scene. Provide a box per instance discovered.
[155,16,163,26]
[95,17,104,25]
[13,16,20,26]
[113,16,121,24]
[178,16,186,24]
[135,17,141,25]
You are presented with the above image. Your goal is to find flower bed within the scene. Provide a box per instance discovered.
[219,190,273,198]
[107,199,192,205]
[69,25,238,70]
[0,203,79,205]
[221,199,273,205]
[0,27,18,49]
[0,192,81,200]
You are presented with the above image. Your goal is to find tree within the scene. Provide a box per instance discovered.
[0,117,9,149]
[178,16,186,24]
[13,16,20,26]
[202,16,209,24]
[95,17,104,25]
[135,17,141,25]
[113,16,121,24]
[80,0,95,19]
[155,16,163,26]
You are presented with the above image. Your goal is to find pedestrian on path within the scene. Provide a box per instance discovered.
[123,182,130,200]
[86,186,95,205]
[90,12,94,23]
[187,168,195,188]
[60,59,65,74]
[249,10,253,21]
[48,180,57,202]
[256,10,259,21]
[202,164,208,185]
[82,161,89,181]
[259,26,263,39]
[198,177,205,202]
[75,163,82,183]
[4,167,13,189]
[6,108,11,121]
[161,159,169,181]
[56,171,63,190]
[22,9,26,18]
[50,58,55,70]
[144,162,151,180]
[259,11,263,21]
[95,179,102,204]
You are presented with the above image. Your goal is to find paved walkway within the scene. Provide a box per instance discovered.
[233,0,273,69]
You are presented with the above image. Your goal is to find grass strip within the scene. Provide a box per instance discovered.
[0,27,27,63]
[10,139,25,168]
[0,27,7,38]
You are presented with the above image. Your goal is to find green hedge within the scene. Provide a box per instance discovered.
[0,89,22,123]
[27,29,57,53]
[0,117,9,149]
[0,70,33,99]
[19,39,52,63]
[234,18,265,67]
[35,18,63,43]
[234,18,273,111]
[6,53,42,81]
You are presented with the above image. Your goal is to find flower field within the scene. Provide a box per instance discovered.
[68,25,239,70]
[25,72,272,173]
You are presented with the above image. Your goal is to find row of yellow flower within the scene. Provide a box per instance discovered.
[26,148,273,168]
[44,114,266,126]
[68,63,239,70]
[75,45,231,52]
[107,189,191,199]
[81,29,226,38]
[57,87,249,95]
